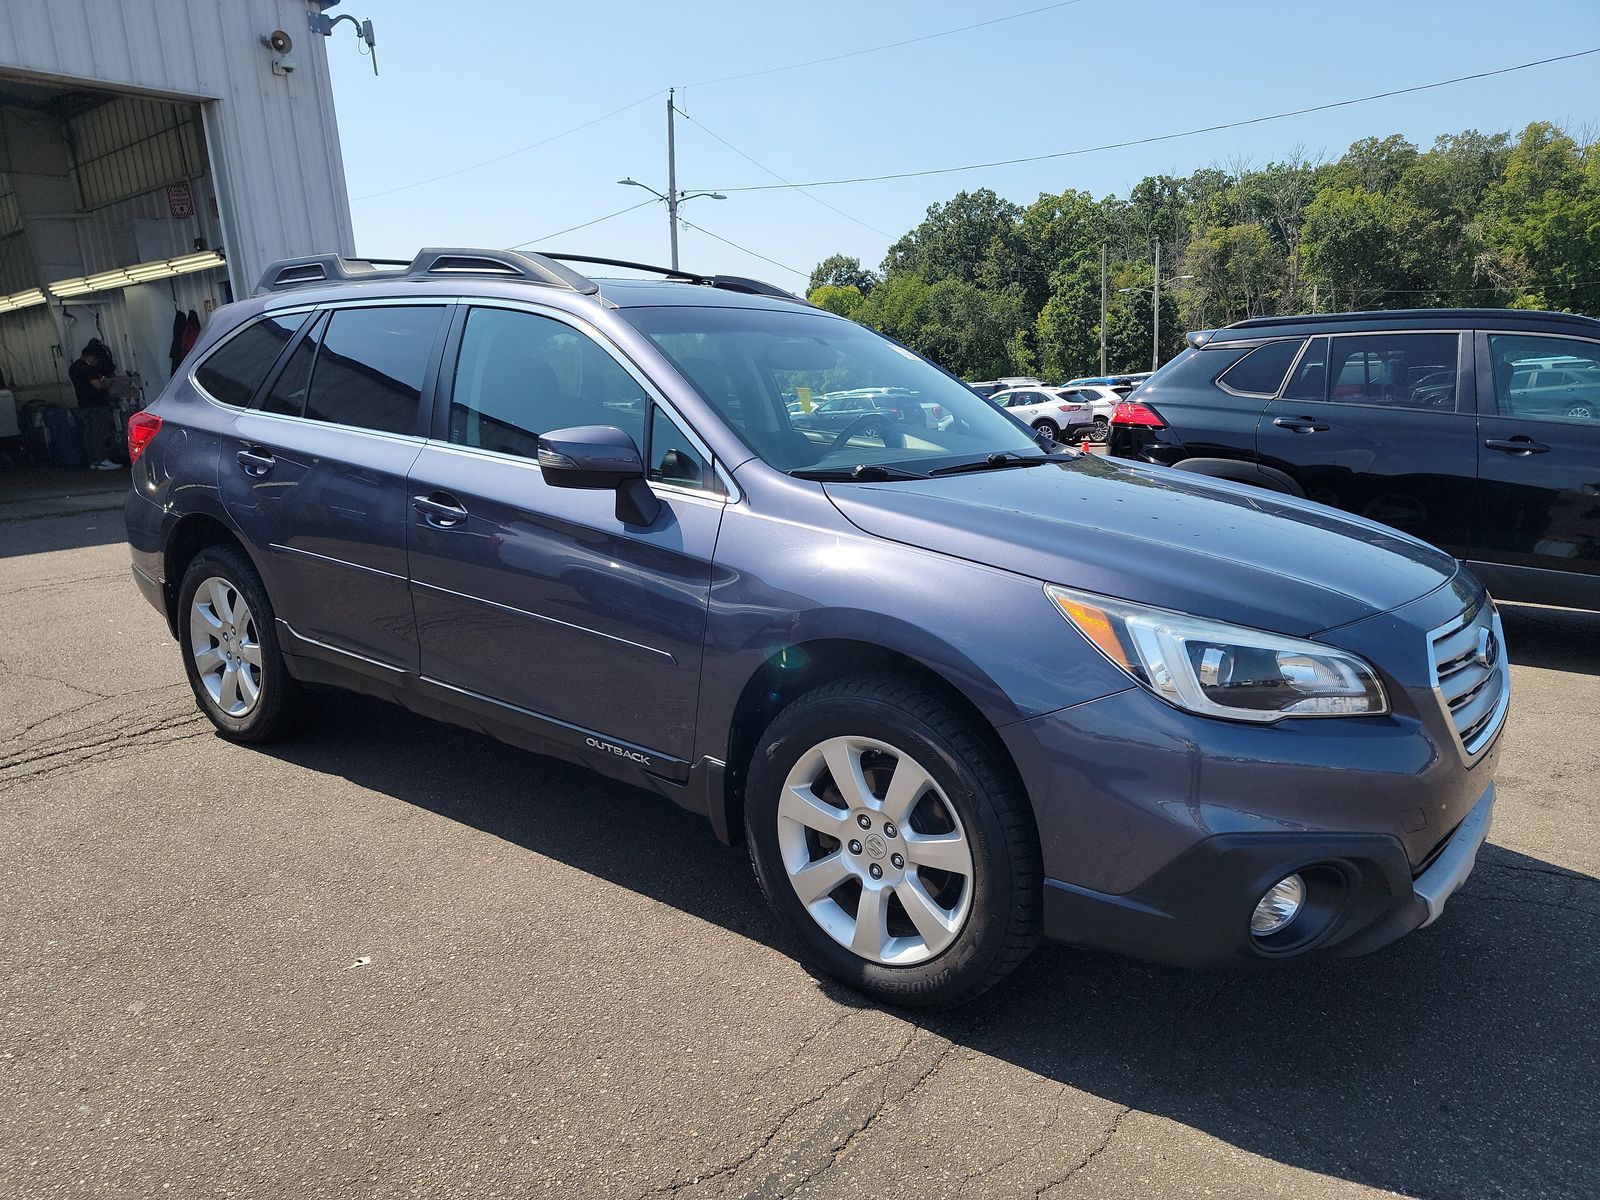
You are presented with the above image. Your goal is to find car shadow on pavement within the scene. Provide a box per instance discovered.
[1500,601,1600,676]
[265,694,1598,1200]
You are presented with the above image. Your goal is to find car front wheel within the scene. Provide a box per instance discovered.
[745,674,1042,1007]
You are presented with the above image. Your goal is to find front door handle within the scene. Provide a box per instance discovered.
[1485,437,1550,455]
[412,492,469,527]
[236,447,275,475]
[1272,416,1330,434]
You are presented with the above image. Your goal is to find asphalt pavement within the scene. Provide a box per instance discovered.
[2,510,1596,1199]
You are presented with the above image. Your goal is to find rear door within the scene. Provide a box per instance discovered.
[1471,331,1600,590]
[219,301,450,671]
[1258,331,1477,555]
[405,302,724,771]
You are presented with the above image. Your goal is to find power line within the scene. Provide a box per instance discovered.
[678,219,808,280]
[507,198,658,249]
[682,0,1087,89]
[675,108,895,238]
[706,48,1600,192]
[353,89,666,202]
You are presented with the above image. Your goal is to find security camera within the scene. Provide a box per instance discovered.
[261,29,293,54]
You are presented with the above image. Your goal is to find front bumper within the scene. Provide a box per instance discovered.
[1041,783,1495,966]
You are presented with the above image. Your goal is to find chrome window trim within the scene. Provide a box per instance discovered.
[231,402,426,447]
[189,306,318,413]
[446,296,740,503]
[417,439,734,510]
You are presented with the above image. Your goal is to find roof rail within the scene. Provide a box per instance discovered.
[541,253,807,304]
[255,247,600,295]
[1225,307,1600,331]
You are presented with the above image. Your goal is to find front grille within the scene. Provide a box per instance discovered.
[1427,601,1510,763]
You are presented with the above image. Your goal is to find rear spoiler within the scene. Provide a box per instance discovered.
[1186,329,1218,349]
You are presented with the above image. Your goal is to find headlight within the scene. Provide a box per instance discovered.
[1046,584,1387,723]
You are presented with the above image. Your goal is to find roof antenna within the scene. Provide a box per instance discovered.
[307,10,378,75]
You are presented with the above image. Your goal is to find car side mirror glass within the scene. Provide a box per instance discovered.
[536,424,661,526]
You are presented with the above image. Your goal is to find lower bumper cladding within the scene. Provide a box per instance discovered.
[1042,783,1497,967]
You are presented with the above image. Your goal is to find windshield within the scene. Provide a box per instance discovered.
[623,305,1042,476]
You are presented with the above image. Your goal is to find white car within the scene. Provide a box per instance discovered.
[1054,384,1126,442]
[988,387,1095,442]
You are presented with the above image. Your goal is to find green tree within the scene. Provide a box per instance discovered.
[807,254,877,295]
[882,188,1022,285]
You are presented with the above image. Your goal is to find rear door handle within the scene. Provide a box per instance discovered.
[1272,416,1330,434]
[1485,437,1550,455]
[236,447,275,475]
[412,492,469,526]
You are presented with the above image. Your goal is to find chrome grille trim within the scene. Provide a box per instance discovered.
[1426,600,1510,765]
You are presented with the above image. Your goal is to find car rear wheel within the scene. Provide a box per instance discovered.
[1566,402,1595,420]
[178,545,302,743]
[745,674,1042,1007]
[1031,419,1060,442]
[1091,416,1110,443]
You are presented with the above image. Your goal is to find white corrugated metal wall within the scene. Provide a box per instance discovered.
[0,0,354,399]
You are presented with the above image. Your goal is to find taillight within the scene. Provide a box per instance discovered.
[1111,401,1165,428]
[127,411,163,464]
[1058,404,1083,414]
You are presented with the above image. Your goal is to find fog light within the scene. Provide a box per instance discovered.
[1251,873,1306,936]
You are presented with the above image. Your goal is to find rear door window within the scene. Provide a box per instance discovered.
[303,306,446,435]
[1216,339,1305,397]
[194,312,305,407]
[1325,333,1459,410]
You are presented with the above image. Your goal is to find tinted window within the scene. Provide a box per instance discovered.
[648,406,717,492]
[1282,337,1328,401]
[448,307,649,458]
[260,314,323,417]
[1324,333,1458,410]
[193,313,303,406]
[304,306,443,434]
[1489,334,1600,422]
[1217,339,1304,396]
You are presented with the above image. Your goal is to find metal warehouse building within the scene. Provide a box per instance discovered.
[0,0,355,460]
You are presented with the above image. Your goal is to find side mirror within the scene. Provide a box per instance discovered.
[537,425,661,526]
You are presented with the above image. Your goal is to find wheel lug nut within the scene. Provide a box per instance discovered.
[848,839,863,855]
[891,853,904,869]
[868,863,883,880]
[884,822,898,839]
[856,814,871,830]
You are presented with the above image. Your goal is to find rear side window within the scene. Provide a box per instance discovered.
[1216,339,1304,397]
[303,306,445,435]
[260,313,324,417]
[193,312,304,406]
[1325,333,1459,410]
[1488,334,1600,422]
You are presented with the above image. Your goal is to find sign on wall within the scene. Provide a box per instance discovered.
[165,182,195,220]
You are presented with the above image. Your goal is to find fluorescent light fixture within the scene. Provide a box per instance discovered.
[44,249,225,300]
[0,287,47,313]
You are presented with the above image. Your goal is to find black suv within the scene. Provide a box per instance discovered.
[1109,309,1600,610]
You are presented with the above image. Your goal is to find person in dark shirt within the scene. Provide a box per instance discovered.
[69,343,120,470]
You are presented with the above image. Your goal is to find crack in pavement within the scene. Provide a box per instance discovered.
[1034,1102,1131,1199]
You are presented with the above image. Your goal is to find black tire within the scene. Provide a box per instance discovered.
[1091,416,1110,444]
[177,544,302,743]
[745,674,1042,1008]
[1032,419,1060,441]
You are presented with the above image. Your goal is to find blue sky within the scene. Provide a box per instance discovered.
[328,1,1600,287]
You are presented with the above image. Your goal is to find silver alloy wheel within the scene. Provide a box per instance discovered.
[1092,417,1110,443]
[777,735,974,966]
[189,575,263,717]
[1568,404,1594,420]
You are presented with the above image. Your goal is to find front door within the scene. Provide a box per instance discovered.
[1258,331,1478,556]
[219,302,450,670]
[1472,331,1600,586]
[405,303,724,773]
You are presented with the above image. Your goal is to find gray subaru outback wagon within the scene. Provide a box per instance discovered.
[125,249,1504,1006]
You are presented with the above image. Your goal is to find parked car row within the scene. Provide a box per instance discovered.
[1108,307,1600,611]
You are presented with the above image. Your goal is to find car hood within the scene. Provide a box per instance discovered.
[824,456,1458,637]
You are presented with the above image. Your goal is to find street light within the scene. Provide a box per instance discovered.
[617,179,726,270]
[1118,274,1194,371]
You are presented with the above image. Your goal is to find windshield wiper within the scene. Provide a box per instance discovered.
[790,464,927,482]
[926,451,1051,477]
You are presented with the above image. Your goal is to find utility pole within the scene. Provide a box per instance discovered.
[666,89,679,271]
[1151,240,1161,372]
[1099,244,1107,376]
